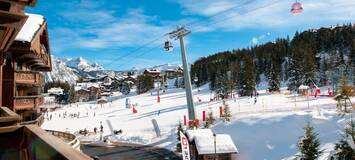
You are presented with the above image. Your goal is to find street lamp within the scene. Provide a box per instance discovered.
[213,133,217,160]
[194,76,199,92]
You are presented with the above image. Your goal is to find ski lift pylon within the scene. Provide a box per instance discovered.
[164,40,173,52]
[291,0,303,15]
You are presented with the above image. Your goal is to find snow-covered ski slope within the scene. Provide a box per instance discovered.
[42,84,354,160]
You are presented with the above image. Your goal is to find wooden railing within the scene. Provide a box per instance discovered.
[46,130,81,150]
[14,71,44,85]
[14,95,44,110]
[0,125,91,159]
[0,107,21,127]
[20,113,44,126]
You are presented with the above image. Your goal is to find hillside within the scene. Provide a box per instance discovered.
[44,56,109,84]
[191,24,355,96]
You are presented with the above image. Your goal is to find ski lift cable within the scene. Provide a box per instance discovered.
[190,0,285,33]
[183,0,256,28]
[104,0,276,67]
[113,43,164,69]
[105,35,166,68]
[105,0,291,69]
[103,0,253,67]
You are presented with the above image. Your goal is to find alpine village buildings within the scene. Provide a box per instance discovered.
[0,0,90,159]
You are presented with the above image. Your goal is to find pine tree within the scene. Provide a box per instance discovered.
[334,119,355,160]
[137,75,154,94]
[229,61,241,93]
[318,58,328,86]
[268,63,281,92]
[213,70,232,99]
[223,104,232,122]
[303,45,316,85]
[334,78,354,112]
[287,46,304,91]
[205,111,215,128]
[239,54,256,96]
[297,122,322,160]
[350,39,355,86]
[69,85,76,103]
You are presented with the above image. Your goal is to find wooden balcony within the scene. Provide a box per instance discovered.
[13,95,43,110]
[0,107,21,127]
[14,70,44,85]
[0,10,27,52]
[0,125,91,160]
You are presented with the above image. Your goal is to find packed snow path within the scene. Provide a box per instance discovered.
[42,85,353,160]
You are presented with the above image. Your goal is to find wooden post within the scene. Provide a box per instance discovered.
[0,52,3,106]
[183,115,187,126]
[202,111,206,121]
[219,106,223,117]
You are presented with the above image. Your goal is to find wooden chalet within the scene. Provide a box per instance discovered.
[143,69,161,78]
[2,13,51,121]
[0,1,91,159]
[165,67,184,79]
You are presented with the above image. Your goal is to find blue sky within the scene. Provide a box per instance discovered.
[27,0,355,71]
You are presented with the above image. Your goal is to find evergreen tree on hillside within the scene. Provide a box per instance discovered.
[318,58,328,86]
[229,61,241,92]
[268,63,280,92]
[136,75,154,94]
[334,78,354,113]
[287,47,304,91]
[350,39,355,85]
[213,70,232,99]
[334,119,355,160]
[69,85,76,103]
[239,54,256,96]
[297,122,322,160]
[189,24,354,91]
[303,44,316,85]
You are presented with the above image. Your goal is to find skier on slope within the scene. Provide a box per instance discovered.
[254,97,257,104]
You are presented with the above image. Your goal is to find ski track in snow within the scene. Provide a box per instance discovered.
[41,84,354,160]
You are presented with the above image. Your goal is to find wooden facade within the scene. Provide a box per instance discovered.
[0,1,91,160]
[0,0,31,107]
[1,4,52,121]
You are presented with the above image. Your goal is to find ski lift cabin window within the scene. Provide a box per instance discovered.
[291,1,303,15]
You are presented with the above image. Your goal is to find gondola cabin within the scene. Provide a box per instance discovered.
[164,40,173,52]
[291,1,303,15]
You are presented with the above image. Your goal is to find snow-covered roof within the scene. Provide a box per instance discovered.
[48,87,63,91]
[15,13,45,42]
[74,86,82,91]
[194,134,238,155]
[145,69,160,74]
[299,85,309,90]
[186,129,213,142]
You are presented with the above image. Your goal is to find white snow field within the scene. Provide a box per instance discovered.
[42,84,354,160]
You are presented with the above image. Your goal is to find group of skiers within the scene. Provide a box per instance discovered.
[45,111,85,121]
